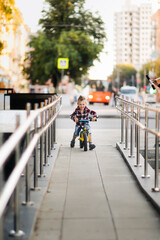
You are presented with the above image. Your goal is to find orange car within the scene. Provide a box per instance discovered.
[87,80,111,105]
[88,91,111,105]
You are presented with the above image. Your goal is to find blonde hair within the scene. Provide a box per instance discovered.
[78,95,86,103]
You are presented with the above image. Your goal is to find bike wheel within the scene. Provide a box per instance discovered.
[83,132,88,151]
[79,132,84,148]
[80,140,83,148]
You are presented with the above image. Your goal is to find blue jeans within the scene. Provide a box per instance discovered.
[73,124,91,137]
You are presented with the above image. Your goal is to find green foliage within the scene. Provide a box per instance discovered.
[110,64,137,87]
[23,32,58,85]
[23,0,106,87]
[40,0,106,42]
[56,30,103,78]
[139,62,151,86]
[139,57,160,86]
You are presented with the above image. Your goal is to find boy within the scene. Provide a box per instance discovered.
[70,95,97,150]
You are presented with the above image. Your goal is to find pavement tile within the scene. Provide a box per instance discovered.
[34,218,61,231]
[117,228,160,240]
[61,218,116,240]
[39,210,63,219]
[31,230,60,240]
[64,197,111,218]
[114,217,160,229]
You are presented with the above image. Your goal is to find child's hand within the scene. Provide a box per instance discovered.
[74,117,79,123]
[91,117,97,121]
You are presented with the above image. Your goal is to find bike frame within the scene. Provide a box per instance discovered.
[78,119,91,142]
[78,118,97,151]
[79,127,89,142]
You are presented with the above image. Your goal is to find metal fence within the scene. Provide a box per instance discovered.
[116,96,160,192]
[0,95,62,239]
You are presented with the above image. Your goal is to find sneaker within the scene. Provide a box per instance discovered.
[89,143,96,150]
[70,140,75,148]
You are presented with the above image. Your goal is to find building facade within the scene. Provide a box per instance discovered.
[151,9,160,55]
[114,0,153,71]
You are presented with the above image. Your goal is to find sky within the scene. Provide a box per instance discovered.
[15,0,159,80]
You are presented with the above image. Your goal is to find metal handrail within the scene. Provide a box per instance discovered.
[118,97,160,113]
[116,96,160,192]
[117,105,160,136]
[0,95,62,238]
[0,96,60,169]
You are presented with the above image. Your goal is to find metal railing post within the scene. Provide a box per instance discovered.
[53,102,56,145]
[47,98,51,157]
[152,110,160,192]
[22,103,34,206]
[9,115,25,237]
[39,102,46,177]
[124,97,128,150]
[142,104,150,178]
[129,99,134,157]
[134,111,137,148]
[51,96,54,149]
[31,103,40,190]
[134,104,141,167]
[44,99,49,166]
[120,95,124,144]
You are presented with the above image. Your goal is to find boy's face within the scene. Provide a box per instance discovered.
[78,100,86,111]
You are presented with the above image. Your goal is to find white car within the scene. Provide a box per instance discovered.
[120,86,140,102]
[145,94,156,104]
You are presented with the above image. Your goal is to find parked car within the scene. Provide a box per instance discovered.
[120,86,140,102]
[145,93,156,104]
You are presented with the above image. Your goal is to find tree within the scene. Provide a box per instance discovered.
[0,0,23,54]
[40,0,105,44]
[23,0,106,87]
[139,62,152,87]
[109,64,137,88]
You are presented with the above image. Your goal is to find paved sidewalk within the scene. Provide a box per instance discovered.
[30,128,160,240]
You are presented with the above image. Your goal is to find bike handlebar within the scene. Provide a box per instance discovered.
[79,118,97,122]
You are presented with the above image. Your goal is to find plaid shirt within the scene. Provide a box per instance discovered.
[70,106,98,126]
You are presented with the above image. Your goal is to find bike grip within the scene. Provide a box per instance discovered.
[146,75,150,80]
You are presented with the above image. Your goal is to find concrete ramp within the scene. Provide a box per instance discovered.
[31,142,160,240]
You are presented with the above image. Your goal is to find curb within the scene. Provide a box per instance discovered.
[116,142,160,214]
